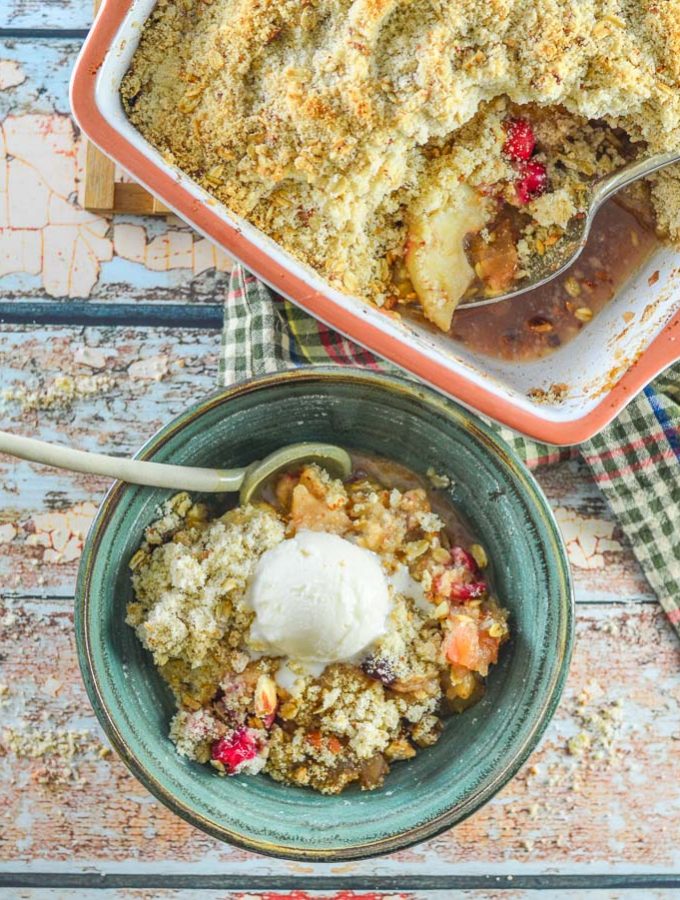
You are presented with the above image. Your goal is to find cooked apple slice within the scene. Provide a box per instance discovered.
[406,183,489,332]
[466,218,518,295]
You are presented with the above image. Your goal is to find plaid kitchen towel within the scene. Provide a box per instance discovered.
[220,265,680,638]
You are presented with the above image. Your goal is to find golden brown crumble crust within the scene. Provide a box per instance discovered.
[123,0,680,310]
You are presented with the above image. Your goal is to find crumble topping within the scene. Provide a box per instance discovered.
[123,0,680,325]
[128,499,285,668]
[127,462,509,793]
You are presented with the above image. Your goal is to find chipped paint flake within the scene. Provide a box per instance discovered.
[127,354,169,381]
[24,502,97,565]
[113,224,232,274]
[0,230,42,277]
[145,232,193,271]
[0,114,110,297]
[0,113,232,299]
[0,523,17,544]
[73,346,112,369]
[113,223,146,264]
[554,507,623,570]
[0,60,26,91]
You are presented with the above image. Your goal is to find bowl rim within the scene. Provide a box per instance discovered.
[68,0,680,446]
[75,367,575,860]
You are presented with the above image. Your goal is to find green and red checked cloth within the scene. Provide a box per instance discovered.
[220,265,680,639]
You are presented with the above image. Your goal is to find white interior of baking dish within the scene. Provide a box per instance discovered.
[93,0,680,425]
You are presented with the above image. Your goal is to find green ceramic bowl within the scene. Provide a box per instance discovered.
[75,368,573,860]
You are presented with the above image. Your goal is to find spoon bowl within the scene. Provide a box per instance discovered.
[461,150,680,310]
[239,442,352,504]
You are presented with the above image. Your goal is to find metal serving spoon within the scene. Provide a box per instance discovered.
[0,431,352,504]
[461,150,680,310]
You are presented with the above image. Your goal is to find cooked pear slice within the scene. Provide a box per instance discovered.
[406,183,489,332]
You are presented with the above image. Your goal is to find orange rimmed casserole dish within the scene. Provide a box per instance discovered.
[70,0,680,445]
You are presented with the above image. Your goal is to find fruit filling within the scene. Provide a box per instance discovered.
[126,457,509,794]
[400,102,660,332]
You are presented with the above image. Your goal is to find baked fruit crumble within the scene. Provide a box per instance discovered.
[126,462,509,794]
[122,0,680,339]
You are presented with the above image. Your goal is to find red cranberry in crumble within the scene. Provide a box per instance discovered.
[211,728,259,774]
[503,118,536,162]
[450,581,488,602]
[515,161,548,204]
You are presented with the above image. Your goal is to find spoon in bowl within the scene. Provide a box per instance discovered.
[461,149,680,310]
[0,431,352,504]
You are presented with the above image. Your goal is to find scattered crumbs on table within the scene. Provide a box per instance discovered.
[2,373,116,413]
[1,726,111,787]
[2,725,106,760]
[568,688,625,763]
[0,600,112,788]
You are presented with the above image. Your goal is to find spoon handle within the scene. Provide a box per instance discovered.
[592,150,680,208]
[0,430,245,493]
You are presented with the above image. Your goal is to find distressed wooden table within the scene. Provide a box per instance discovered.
[0,6,679,898]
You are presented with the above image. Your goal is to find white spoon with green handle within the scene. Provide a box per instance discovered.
[0,432,351,504]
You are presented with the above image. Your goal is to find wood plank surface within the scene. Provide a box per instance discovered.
[0,2,91,31]
[83,141,115,213]
[1,600,678,878]
[5,889,679,898]
[0,38,233,304]
[0,461,655,603]
[0,325,669,890]
[3,887,679,898]
[1,10,679,894]
[0,325,218,593]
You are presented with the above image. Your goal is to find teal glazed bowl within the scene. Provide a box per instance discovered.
[75,368,574,860]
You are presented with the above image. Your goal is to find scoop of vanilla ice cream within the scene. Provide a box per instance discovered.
[247,530,391,664]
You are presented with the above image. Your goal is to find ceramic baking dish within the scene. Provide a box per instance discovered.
[70,0,680,445]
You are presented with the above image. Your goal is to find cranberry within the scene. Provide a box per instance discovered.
[449,546,478,573]
[450,581,488,602]
[515,161,548,204]
[211,728,259,774]
[503,119,536,162]
[362,654,397,686]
